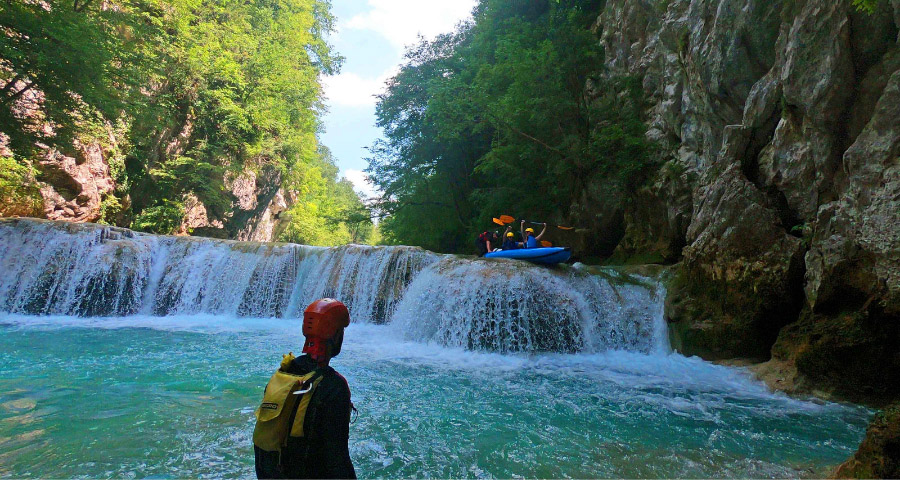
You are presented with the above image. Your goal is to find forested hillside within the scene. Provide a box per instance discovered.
[368,0,655,256]
[372,0,899,408]
[0,0,372,244]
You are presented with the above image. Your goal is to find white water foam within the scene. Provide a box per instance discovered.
[391,257,667,353]
[0,219,667,354]
[0,311,854,418]
[0,220,437,322]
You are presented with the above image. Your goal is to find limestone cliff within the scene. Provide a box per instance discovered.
[596,0,899,402]
[0,78,289,241]
[0,97,288,242]
[597,2,900,464]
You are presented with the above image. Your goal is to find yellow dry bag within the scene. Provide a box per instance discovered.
[252,354,326,453]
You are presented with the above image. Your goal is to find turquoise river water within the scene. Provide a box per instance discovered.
[0,220,874,478]
[0,314,871,478]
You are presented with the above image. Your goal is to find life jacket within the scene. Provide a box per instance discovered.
[253,353,329,457]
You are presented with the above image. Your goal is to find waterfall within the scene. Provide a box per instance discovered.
[0,219,667,353]
[0,219,436,322]
[389,258,667,354]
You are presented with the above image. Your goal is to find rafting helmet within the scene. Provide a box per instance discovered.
[302,298,350,361]
[506,231,514,237]
[525,227,535,234]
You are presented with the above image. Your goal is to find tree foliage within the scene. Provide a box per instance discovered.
[0,0,373,244]
[0,0,153,157]
[0,156,42,217]
[277,147,374,246]
[852,0,881,13]
[368,0,656,253]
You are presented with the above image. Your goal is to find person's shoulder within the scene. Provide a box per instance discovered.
[331,369,351,389]
[321,367,351,395]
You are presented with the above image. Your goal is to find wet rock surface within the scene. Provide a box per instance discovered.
[598,0,899,398]
[834,402,900,478]
[597,1,899,465]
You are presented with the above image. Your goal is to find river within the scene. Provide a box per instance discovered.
[0,219,871,478]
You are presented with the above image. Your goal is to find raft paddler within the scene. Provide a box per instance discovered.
[520,220,547,248]
[501,228,521,250]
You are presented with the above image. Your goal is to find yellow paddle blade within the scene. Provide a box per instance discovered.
[499,215,515,224]
[492,217,505,226]
[540,240,553,247]
[557,225,575,230]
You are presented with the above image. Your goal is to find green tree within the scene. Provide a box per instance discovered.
[278,147,374,245]
[0,0,157,157]
[124,0,343,232]
[1,0,369,244]
[368,0,656,254]
[0,157,42,216]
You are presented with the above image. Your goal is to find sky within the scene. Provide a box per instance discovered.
[320,0,478,199]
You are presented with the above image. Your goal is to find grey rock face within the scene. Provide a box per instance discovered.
[598,0,899,380]
[39,141,117,223]
[807,67,900,316]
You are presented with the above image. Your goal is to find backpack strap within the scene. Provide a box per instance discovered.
[292,366,336,475]
[282,368,327,448]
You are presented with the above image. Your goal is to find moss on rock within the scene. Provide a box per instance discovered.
[834,402,900,478]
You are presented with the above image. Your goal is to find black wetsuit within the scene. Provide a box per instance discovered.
[476,233,489,256]
[254,355,356,479]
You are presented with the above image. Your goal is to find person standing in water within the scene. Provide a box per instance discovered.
[253,298,356,479]
[520,220,547,248]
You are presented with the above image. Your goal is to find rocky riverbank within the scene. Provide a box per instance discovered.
[592,0,899,470]
[597,0,899,402]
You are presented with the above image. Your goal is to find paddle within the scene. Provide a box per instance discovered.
[492,216,555,247]
[524,220,576,231]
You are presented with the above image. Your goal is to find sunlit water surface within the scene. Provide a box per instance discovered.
[0,314,871,478]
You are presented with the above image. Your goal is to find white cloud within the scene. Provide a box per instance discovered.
[343,0,477,50]
[344,169,379,199]
[322,72,386,107]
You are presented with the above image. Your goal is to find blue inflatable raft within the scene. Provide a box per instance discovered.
[484,247,572,265]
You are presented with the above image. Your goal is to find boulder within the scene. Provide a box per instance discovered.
[834,402,900,478]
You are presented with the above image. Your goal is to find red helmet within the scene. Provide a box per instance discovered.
[302,298,350,361]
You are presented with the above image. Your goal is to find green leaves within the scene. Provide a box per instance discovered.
[852,0,881,13]
[278,151,374,246]
[0,157,43,217]
[0,0,360,245]
[368,0,657,253]
[0,0,154,156]
[131,199,186,234]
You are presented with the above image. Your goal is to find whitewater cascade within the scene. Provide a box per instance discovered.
[0,219,667,354]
